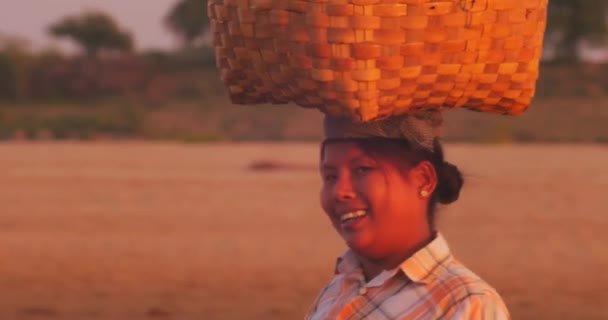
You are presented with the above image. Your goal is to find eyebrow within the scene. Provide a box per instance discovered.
[320,164,336,171]
[349,156,374,164]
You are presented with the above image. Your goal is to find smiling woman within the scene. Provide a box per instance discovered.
[307,112,510,320]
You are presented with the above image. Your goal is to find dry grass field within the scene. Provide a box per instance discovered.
[0,142,607,320]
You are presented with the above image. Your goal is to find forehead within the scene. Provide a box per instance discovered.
[321,141,370,165]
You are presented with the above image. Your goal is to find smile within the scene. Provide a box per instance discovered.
[340,210,368,223]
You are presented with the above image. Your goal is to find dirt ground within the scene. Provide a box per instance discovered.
[0,142,606,320]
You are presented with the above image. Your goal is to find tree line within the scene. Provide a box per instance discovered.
[1,0,604,61]
[547,0,608,62]
[0,0,607,102]
[44,0,608,62]
[0,0,214,101]
[47,0,209,57]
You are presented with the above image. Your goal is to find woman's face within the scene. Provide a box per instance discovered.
[320,141,431,260]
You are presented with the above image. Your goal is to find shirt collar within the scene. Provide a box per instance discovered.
[334,233,453,285]
[334,250,361,275]
[399,233,453,284]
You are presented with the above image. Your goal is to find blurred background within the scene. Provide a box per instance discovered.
[0,1,607,320]
[0,0,607,141]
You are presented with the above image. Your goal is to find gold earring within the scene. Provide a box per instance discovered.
[420,190,430,198]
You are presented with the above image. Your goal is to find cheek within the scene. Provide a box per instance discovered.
[358,174,388,205]
[319,185,333,215]
[386,179,420,214]
[363,174,414,215]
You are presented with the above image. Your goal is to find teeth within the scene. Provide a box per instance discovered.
[340,210,367,222]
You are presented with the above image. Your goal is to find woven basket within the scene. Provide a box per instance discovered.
[209,0,548,121]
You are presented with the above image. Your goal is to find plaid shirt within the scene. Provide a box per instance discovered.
[305,234,509,320]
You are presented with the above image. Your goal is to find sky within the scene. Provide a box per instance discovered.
[0,0,178,51]
[1,0,606,61]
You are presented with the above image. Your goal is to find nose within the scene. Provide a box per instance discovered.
[334,173,356,201]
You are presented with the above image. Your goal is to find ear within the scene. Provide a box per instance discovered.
[408,160,438,196]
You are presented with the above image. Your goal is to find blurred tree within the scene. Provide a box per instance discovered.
[48,11,133,57]
[0,52,17,99]
[547,0,608,62]
[29,48,69,99]
[165,0,209,47]
[0,35,33,100]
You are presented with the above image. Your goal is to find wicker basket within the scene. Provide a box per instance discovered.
[209,0,548,121]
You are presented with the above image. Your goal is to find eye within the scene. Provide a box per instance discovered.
[322,173,337,183]
[355,166,374,174]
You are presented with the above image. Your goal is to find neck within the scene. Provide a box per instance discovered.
[356,230,435,281]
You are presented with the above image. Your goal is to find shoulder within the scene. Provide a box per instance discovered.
[430,258,500,298]
[441,293,511,319]
[304,274,347,319]
[426,259,510,319]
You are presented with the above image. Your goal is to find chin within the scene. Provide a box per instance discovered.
[343,232,376,256]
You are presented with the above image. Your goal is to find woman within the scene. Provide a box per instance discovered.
[306,111,509,320]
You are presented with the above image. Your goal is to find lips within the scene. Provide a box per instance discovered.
[334,208,370,232]
[340,210,368,223]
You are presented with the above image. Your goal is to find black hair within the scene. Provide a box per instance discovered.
[320,137,464,230]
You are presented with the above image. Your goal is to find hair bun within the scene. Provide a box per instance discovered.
[435,161,464,204]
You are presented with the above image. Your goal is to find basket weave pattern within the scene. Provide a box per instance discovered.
[209,0,548,121]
